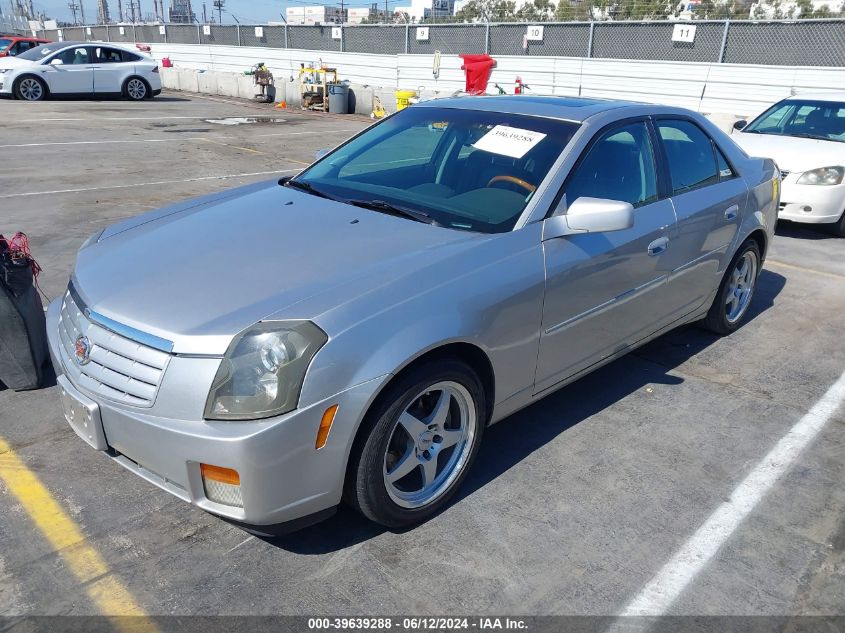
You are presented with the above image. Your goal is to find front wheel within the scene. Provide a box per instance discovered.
[124,77,149,101]
[701,240,761,335]
[346,359,486,528]
[15,76,47,101]
[830,210,845,238]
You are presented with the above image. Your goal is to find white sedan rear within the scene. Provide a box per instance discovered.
[0,41,161,101]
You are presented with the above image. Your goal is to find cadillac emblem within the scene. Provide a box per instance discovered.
[74,335,91,365]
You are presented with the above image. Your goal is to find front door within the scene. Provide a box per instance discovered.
[42,46,94,94]
[535,120,678,394]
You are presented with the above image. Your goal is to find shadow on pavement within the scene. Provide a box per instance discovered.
[775,220,836,240]
[268,270,786,554]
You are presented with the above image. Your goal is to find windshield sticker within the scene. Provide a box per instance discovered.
[472,125,547,159]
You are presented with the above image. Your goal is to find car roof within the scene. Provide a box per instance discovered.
[786,91,845,103]
[415,95,645,123]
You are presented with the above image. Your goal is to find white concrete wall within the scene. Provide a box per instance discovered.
[149,43,845,124]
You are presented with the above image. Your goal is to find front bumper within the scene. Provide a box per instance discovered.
[0,74,12,95]
[47,298,388,527]
[778,179,845,224]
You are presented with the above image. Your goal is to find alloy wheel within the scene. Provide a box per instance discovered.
[383,381,476,509]
[19,78,43,101]
[127,78,146,100]
[725,250,758,324]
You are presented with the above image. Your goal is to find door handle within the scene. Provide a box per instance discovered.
[724,205,739,221]
[647,237,669,256]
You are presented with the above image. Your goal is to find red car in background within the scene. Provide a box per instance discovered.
[0,36,51,58]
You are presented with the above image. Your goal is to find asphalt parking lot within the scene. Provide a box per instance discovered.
[0,93,843,620]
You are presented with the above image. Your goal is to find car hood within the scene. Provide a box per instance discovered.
[73,181,477,355]
[732,132,845,173]
[0,56,36,69]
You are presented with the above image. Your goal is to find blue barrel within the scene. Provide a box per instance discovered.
[328,83,349,114]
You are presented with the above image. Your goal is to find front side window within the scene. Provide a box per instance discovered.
[17,42,67,61]
[297,107,579,233]
[0,39,12,53]
[657,120,719,194]
[564,122,658,208]
[744,99,845,143]
[52,47,91,65]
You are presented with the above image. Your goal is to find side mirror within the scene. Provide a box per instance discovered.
[543,197,634,240]
[314,148,330,161]
[733,119,747,132]
[49,58,64,66]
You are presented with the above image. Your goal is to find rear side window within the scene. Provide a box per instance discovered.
[715,145,735,180]
[96,47,124,63]
[565,121,658,208]
[656,120,719,194]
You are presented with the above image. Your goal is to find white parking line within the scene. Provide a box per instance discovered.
[619,369,845,616]
[4,169,299,198]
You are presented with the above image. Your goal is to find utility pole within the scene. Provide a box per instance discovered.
[384,0,387,22]
[68,0,79,24]
[116,0,122,21]
[80,0,86,23]
[201,1,205,22]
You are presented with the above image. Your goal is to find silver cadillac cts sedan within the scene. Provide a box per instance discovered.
[47,96,779,533]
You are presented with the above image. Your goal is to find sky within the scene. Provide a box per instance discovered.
[28,0,399,23]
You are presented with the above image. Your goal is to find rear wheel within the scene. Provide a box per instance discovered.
[123,77,148,101]
[701,240,761,335]
[15,76,46,101]
[346,359,486,528]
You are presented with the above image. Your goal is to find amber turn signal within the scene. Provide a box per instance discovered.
[316,405,339,449]
[200,463,240,486]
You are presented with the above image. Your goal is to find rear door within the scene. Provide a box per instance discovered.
[93,46,128,93]
[653,118,747,316]
[534,119,678,393]
[41,46,94,94]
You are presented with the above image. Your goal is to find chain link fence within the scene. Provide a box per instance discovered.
[34,19,845,66]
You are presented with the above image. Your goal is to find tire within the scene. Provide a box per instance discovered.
[123,77,149,101]
[830,210,845,238]
[14,76,47,101]
[345,359,486,528]
[701,239,761,335]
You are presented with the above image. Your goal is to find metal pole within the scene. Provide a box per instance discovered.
[587,21,594,58]
[236,23,240,46]
[105,23,110,41]
[485,21,490,54]
[284,23,288,48]
[340,25,343,52]
[197,23,201,44]
[405,23,409,54]
[164,25,167,43]
[718,19,729,63]
[132,22,136,42]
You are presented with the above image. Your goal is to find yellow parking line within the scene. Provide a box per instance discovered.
[200,137,266,155]
[766,259,845,281]
[0,437,156,628]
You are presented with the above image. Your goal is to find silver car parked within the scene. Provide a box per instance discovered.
[48,96,779,533]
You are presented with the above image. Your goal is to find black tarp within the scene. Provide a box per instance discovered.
[0,241,48,390]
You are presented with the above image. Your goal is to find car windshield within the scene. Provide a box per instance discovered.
[744,99,845,143]
[0,38,12,52]
[17,42,66,61]
[295,106,579,233]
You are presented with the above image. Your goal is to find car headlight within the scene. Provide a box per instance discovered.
[0,69,10,74]
[204,321,328,420]
[79,229,104,251]
[796,166,844,186]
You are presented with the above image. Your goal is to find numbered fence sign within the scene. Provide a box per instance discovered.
[203,25,211,35]
[119,26,125,35]
[57,29,63,41]
[86,27,92,35]
[255,26,264,38]
[672,24,696,43]
[526,25,544,42]
[158,25,166,35]
[331,26,342,40]
[416,27,429,41]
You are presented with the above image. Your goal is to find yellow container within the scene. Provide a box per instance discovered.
[395,89,417,111]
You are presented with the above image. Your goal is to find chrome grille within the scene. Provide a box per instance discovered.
[58,290,170,407]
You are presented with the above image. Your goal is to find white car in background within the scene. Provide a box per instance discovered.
[732,92,845,237]
[0,41,161,101]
